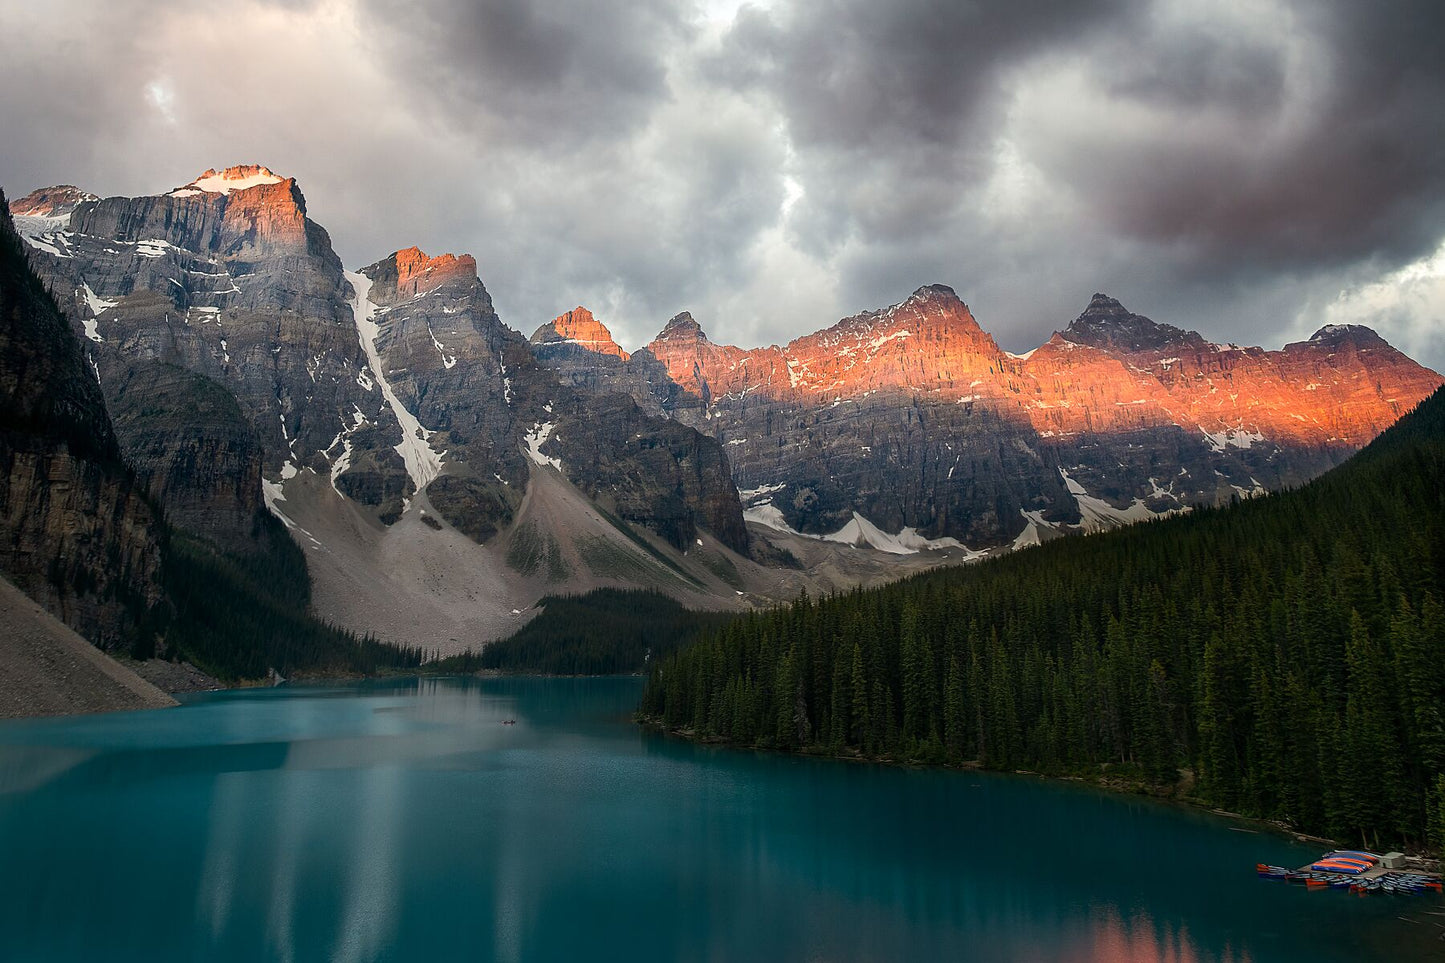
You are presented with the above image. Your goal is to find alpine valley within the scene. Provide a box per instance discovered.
[5,164,1441,662]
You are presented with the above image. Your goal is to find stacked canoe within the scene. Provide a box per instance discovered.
[1255,856,1444,897]
[1309,851,1378,875]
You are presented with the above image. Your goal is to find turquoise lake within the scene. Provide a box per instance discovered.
[0,677,1438,961]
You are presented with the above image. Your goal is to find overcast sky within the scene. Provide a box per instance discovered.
[2,0,1442,368]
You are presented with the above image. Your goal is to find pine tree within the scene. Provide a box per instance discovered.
[944,655,965,761]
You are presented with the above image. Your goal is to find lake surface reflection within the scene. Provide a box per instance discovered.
[0,677,1435,961]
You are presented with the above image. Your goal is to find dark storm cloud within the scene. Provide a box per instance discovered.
[338,0,800,339]
[684,0,1445,364]
[1099,29,1286,116]
[716,0,1142,150]
[0,0,1441,367]
[709,0,1143,245]
[1036,0,1445,271]
[360,0,691,145]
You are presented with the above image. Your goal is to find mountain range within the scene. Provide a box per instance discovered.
[7,164,1441,653]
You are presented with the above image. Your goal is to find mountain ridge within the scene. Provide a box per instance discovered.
[9,170,759,651]
[535,286,1438,550]
[10,166,1441,651]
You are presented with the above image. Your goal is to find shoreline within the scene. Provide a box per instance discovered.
[635,715,1444,866]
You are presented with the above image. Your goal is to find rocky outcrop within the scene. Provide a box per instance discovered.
[0,192,164,649]
[356,248,748,553]
[356,245,539,491]
[1059,293,1203,354]
[9,185,98,219]
[532,309,682,415]
[426,473,519,544]
[547,391,749,552]
[532,306,630,359]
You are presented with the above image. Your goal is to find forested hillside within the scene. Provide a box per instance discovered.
[160,527,423,680]
[641,388,1445,852]
[438,589,732,675]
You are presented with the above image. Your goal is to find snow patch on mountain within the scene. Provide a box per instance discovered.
[345,270,445,495]
[744,503,980,557]
[15,221,72,258]
[1201,427,1267,452]
[524,422,563,471]
[1059,468,1158,532]
[13,213,70,237]
[426,322,457,369]
[1011,510,1054,550]
[78,283,113,342]
[171,166,284,196]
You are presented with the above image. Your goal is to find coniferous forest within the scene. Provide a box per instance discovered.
[641,387,1445,853]
[156,517,424,681]
[436,589,733,675]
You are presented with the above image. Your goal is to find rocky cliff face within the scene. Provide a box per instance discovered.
[11,167,404,546]
[539,288,1442,550]
[357,247,747,552]
[1035,294,1438,449]
[105,361,265,554]
[632,288,1074,542]
[13,169,747,563]
[0,192,164,648]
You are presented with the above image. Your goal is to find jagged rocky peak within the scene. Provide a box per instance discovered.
[654,311,709,343]
[394,244,477,289]
[56,162,320,263]
[531,306,629,359]
[168,164,286,197]
[907,283,963,305]
[1062,293,1204,354]
[799,283,993,363]
[10,184,98,217]
[864,283,977,329]
[364,245,481,304]
[1307,323,1387,348]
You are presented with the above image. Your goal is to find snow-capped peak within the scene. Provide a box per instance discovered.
[9,185,98,218]
[169,165,285,197]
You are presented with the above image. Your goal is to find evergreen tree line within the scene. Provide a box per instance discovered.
[152,516,423,680]
[641,388,1445,853]
[437,589,733,675]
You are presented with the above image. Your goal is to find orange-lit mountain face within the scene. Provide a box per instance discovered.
[1023,294,1441,450]
[646,286,1010,404]
[390,246,480,299]
[540,288,1441,548]
[532,307,630,360]
[642,288,1438,452]
[8,185,98,217]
